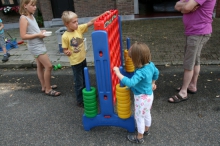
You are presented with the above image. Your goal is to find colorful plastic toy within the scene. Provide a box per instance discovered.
[0,38,18,52]
[82,10,135,133]
[53,63,62,70]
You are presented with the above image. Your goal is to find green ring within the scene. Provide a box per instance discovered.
[83,97,97,103]
[83,94,96,100]
[84,101,97,107]
[82,87,96,96]
[84,106,97,111]
[85,113,97,118]
[84,108,98,114]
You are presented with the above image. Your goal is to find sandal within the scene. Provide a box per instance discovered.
[127,134,144,144]
[135,127,150,136]
[176,87,197,94]
[45,90,61,97]
[168,93,189,103]
[42,85,58,92]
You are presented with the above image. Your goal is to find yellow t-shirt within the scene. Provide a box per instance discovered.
[62,24,88,65]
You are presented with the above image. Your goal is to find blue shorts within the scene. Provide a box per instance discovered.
[0,33,6,48]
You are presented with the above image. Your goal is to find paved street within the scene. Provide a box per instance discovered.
[0,66,220,146]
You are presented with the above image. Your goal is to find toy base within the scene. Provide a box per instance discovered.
[83,113,135,132]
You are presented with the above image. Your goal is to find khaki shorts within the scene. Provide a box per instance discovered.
[183,34,211,70]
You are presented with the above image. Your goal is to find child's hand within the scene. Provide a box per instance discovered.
[152,83,157,90]
[113,66,119,74]
[105,11,111,14]
[38,32,46,38]
[113,66,124,80]
[64,49,72,56]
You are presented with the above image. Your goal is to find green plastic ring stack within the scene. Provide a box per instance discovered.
[82,87,98,118]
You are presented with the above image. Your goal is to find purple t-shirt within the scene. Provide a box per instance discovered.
[183,0,216,36]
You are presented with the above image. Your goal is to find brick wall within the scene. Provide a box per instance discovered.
[0,0,53,24]
[216,0,220,18]
[116,0,134,15]
[74,0,115,17]
[38,0,53,21]
[2,0,219,25]
[0,12,20,24]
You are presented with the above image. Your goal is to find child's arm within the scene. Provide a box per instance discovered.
[19,16,45,40]
[0,22,4,31]
[152,80,157,90]
[63,48,72,56]
[113,67,124,80]
[87,11,110,27]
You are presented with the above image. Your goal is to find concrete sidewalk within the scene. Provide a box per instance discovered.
[0,26,94,68]
[0,18,220,68]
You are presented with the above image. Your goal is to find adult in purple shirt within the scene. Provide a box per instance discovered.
[168,0,216,103]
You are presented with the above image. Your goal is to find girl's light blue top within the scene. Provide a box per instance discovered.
[121,62,159,95]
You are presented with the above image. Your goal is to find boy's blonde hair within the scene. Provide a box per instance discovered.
[129,42,151,68]
[19,0,37,15]
[61,11,78,24]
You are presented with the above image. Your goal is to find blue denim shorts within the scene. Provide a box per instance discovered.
[0,33,6,48]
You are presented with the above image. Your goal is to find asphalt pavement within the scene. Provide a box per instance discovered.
[0,65,220,146]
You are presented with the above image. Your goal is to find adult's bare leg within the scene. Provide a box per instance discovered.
[168,69,193,102]
[188,65,200,92]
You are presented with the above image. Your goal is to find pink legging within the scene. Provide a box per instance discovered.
[134,93,154,134]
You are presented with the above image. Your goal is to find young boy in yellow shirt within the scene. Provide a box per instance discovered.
[61,11,108,107]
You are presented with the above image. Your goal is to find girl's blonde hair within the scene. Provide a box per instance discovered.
[61,11,77,24]
[129,42,151,68]
[19,0,37,15]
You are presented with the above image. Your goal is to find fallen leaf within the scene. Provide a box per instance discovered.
[165,63,170,67]
[207,80,212,81]
[198,113,203,118]
[216,95,219,98]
